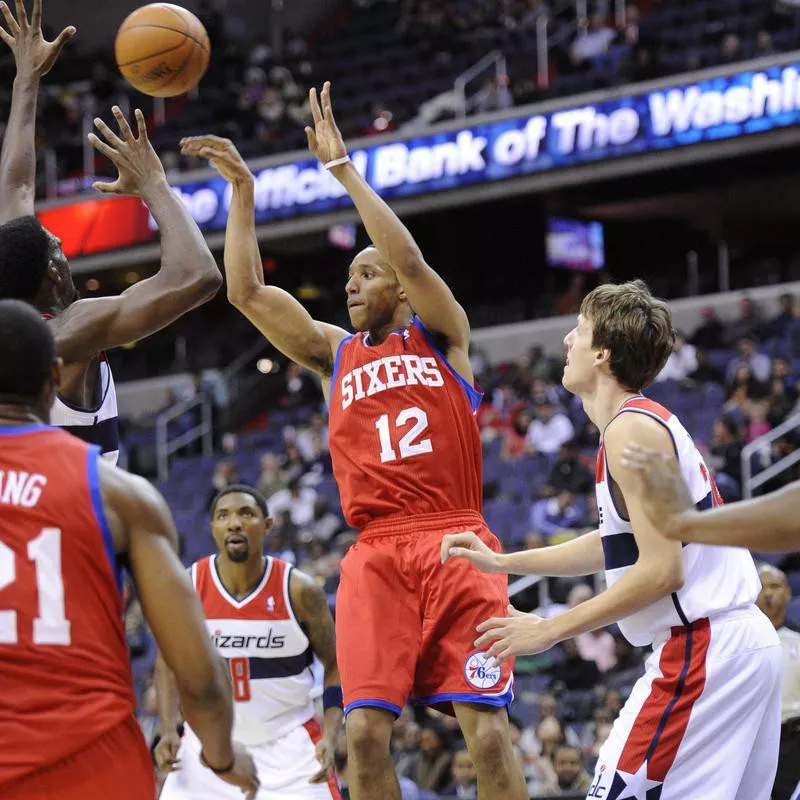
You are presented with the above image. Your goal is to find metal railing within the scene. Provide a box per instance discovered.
[155,394,213,481]
[741,410,800,498]
[453,49,509,117]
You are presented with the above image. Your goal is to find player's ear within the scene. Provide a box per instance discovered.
[263,517,274,533]
[594,347,611,367]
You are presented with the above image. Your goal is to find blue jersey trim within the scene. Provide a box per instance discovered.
[412,318,483,413]
[344,699,402,718]
[0,423,50,436]
[412,687,514,710]
[87,445,123,597]
[329,334,354,405]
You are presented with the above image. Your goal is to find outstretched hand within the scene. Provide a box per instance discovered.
[0,0,75,78]
[305,81,348,166]
[180,135,253,187]
[474,605,557,664]
[88,107,166,196]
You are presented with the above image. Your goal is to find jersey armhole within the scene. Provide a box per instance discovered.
[328,334,355,406]
[412,318,483,413]
[86,445,124,599]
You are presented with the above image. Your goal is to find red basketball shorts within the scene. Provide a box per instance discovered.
[336,509,514,717]
[4,713,155,800]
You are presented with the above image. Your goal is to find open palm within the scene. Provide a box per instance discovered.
[0,0,75,77]
[304,81,348,166]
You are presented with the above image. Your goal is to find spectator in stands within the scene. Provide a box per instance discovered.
[296,412,329,461]
[557,638,601,690]
[256,453,288,499]
[586,719,613,771]
[530,490,585,543]
[548,744,593,795]
[570,13,617,67]
[440,748,478,798]
[280,442,308,484]
[726,337,772,383]
[393,714,422,777]
[690,306,725,350]
[761,292,796,340]
[602,636,645,691]
[568,585,617,672]
[475,75,514,113]
[408,721,453,794]
[688,348,724,386]
[524,716,562,794]
[306,497,344,544]
[724,297,763,346]
[280,362,319,407]
[719,32,742,65]
[580,707,614,754]
[725,365,768,417]
[268,477,318,527]
[206,459,239,508]
[755,565,800,800]
[527,398,575,454]
[268,509,299,557]
[767,378,796,428]
[755,29,777,57]
[542,440,594,497]
[501,408,534,461]
[708,417,744,488]
[654,330,697,382]
[744,400,771,443]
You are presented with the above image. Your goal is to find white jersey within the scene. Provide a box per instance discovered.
[48,356,119,464]
[595,396,760,647]
[190,555,315,746]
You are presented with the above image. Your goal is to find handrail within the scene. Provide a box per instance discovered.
[453,50,508,118]
[155,393,213,481]
[741,410,800,498]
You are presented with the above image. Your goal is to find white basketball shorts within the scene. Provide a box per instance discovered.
[160,718,341,800]
[586,606,781,800]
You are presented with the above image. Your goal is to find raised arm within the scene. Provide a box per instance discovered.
[306,83,471,368]
[622,442,800,551]
[50,107,221,363]
[0,0,75,222]
[100,462,258,797]
[179,135,348,378]
[290,570,342,784]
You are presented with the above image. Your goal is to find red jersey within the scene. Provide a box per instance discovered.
[0,424,135,789]
[328,318,484,529]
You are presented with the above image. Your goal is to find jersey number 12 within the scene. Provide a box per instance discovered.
[376,406,433,463]
[0,528,71,646]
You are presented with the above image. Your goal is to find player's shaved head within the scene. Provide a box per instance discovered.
[0,299,59,417]
[0,217,51,302]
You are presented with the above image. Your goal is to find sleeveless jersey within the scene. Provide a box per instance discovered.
[596,396,760,646]
[191,555,315,746]
[0,424,133,789]
[328,318,484,529]
[49,357,120,465]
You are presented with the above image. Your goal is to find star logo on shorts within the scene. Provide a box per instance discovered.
[606,761,663,800]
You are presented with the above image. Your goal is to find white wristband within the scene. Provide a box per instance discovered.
[323,155,351,170]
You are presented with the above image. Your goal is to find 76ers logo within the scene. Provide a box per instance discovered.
[464,651,501,689]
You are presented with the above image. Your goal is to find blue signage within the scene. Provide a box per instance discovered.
[163,62,800,231]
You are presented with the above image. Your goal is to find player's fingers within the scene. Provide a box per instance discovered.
[321,80,338,126]
[30,0,40,28]
[475,616,504,633]
[506,604,526,617]
[93,117,124,149]
[0,2,19,35]
[112,105,134,142]
[304,126,318,153]
[52,25,76,50]
[134,108,149,141]
[309,87,323,125]
[0,24,13,46]
[91,180,120,194]
[88,131,120,159]
[13,0,25,28]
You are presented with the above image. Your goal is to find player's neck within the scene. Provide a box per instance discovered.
[0,405,47,426]
[581,379,639,433]
[216,554,267,599]
[367,311,412,345]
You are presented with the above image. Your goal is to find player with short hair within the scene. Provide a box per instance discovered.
[156,483,344,800]
[0,299,258,800]
[445,280,781,799]
[0,0,222,463]
[178,81,527,800]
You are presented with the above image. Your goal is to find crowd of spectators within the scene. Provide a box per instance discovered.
[10,0,800,199]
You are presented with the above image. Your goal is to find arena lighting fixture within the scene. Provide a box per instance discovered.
[257,358,274,374]
[124,271,140,284]
[85,278,100,291]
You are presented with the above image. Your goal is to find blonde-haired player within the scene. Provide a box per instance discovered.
[444,280,782,799]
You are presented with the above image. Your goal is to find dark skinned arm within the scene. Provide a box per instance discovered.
[49,107,221,364]
[99,462,258,797]
[290,569,342,784]
[0,0,75,223]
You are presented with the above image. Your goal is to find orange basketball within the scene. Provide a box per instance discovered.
[115,3,210,98]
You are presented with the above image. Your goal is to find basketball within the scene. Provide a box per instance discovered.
[115,3,210,98]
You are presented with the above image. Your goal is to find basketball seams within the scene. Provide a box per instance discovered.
[117,23,210,52]
[116,37,190,68]
[151,37,197,95]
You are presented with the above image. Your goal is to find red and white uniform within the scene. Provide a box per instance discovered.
[587,397,781,800]
[328,319,513,716]
[161,555,341,800]
[0,424,152,800]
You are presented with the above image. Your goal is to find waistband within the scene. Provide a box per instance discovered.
[651,604,764,649]
[359,509,485,540]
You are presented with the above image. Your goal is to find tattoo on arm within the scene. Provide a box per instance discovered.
[294,572,337,671]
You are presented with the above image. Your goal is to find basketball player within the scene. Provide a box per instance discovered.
[156,483,343,800]
[0,299,258,800]
[617,440,800,551]
[178,81,527,800]
[0,0,222,462]
[444,281,782,799]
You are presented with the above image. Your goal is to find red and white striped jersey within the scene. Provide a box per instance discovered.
[191,555,315,745]
[595,396,760,646]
